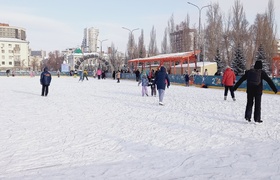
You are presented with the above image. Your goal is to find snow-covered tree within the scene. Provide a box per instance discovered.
[214,48,225,74]
[255,44,270,74]
[231,44,246,75]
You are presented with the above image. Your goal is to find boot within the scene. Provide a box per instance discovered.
[224,96,227,100]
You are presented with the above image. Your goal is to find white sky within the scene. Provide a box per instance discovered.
[0,0,279,54]
[0,76,280,179]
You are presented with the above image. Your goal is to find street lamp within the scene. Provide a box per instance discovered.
[97,39,108,69]
[122,27,139,60]
[188,2,211,73]
[98,39,108,55]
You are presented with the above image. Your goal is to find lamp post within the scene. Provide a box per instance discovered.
[188,2,211,74]
[98,39,108,55]
[98,39,108,69]
[122,27,139,61]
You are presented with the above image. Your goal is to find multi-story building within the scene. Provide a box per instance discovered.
[81,27,99,53]
[170,25,196,53]
[0,23,26,40]
[0,23,29,70]
[277,39,280,54]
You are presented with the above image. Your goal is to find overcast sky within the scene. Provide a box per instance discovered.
[1,0,279,54]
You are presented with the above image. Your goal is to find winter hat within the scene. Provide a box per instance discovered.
[254,61,263,69]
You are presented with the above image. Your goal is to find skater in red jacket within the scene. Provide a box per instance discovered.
[222,66,236,101]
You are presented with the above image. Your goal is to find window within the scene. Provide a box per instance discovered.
[1,50,4,53]
[9,56,13,59]
[2,61,5,65]
[9,62,12,65]
[2,55,5,59]
[9,50,13,53]
[8,44,12,48]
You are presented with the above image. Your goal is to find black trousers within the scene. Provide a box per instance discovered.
[41,85,49,96]
[245,93,262,121]
[83,76,88,80]
[224,86,235,98]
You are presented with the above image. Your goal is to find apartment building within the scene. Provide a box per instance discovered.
[0,23,29,70]
[81,27,99,53]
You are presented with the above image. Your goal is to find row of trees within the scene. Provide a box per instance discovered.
[43,0,277,74]
[122,0,277,75]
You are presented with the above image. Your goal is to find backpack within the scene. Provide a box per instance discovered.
[247,69,262,86]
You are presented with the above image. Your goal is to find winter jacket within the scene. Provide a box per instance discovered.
[184,74,189,82]
[234,69,277,94]
[222,68,236,86]
[138,75,149,86]
[234,61,277,94]
[40,67,52,86]
[116,72,121,79]
[97,69,102,76]
[154,66,170,90]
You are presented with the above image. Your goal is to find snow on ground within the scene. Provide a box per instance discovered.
[0,76,280,180]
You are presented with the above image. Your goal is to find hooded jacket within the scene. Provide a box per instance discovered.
[40,67,52,86]
[234,61,277,94]
[222,67,236,86]
[154,66,170,90]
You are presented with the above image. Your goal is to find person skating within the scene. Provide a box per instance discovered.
[138,74,149,96]
[116,71,121,83]
[149,78,156,96]
[233,61,278,123]
[154,66,170,105]
[222,66,236,101]
[184,71,189,87]
[40,67,52,96]
[83,69,88,80]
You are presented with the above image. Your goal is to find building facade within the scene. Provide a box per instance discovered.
[81,27,99,53]
[0,23,26,40]
[0,23,29,70]
[170,25,196,53]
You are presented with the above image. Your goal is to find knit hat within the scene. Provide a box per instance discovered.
[254,61,263,69]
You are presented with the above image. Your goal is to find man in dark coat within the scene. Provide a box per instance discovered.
[184,71,189,87]
[154,66,170,105]
[233,61,278,123]
[135,69,140,82]
[40,67,52,96]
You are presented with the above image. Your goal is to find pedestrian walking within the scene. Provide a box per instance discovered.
[233,60,278,123]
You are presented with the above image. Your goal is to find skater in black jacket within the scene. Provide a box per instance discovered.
[233,61,278,123]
